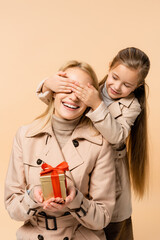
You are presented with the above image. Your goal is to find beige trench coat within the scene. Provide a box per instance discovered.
[5,120,115,240]
[36,81,141,222]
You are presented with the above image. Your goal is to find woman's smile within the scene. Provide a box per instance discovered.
[62,101,80,110]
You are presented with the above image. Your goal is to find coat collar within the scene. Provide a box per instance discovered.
[117,93,135,107]
[25,118,102,145]
[107,93,135,118]
[100,83,135,107]
[25,119,102,181]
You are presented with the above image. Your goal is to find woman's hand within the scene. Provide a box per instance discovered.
[31,185,44,204]
[42,186,76,212]
[71,82,102,110]
[42,71,75,93]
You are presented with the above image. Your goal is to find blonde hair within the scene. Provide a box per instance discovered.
[101,47,150,198]
[32,60,99,135]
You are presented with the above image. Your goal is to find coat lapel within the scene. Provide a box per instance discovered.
[62,139,84,171]
[37,134,65,167]
[26,119,102,187]
[108,93,135,118]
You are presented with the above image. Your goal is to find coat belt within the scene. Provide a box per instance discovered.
[30,211,77,230]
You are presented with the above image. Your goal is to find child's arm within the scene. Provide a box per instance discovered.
[72,82,141,144]
[86,98,141,144]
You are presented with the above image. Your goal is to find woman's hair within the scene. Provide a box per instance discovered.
[101,47,150,198]
[32,60,99,135]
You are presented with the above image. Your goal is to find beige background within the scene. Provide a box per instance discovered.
[0,0,160,239]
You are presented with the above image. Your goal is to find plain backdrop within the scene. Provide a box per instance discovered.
[0,1,160,239]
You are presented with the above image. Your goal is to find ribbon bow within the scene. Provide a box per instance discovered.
[40,161,69,176]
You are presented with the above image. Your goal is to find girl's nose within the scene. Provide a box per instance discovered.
[114,81,121,91]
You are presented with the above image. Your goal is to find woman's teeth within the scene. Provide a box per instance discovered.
[63,103,79,109]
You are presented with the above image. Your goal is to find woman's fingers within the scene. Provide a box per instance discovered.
[33,186,44,203]
[43,199,65,211]
[65,186,76,204]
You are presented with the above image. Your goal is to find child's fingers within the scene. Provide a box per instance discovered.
[57,87,72,93]
[73,87,88,99]
[74,91,86,102]
[71,83,86,93]
[60,78,76,85]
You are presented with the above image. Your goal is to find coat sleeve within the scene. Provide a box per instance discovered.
[36,79,53,105]
[4,127,40,221]
[86,99,141,144]
[67,140,115,230]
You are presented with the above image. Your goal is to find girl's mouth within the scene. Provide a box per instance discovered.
[110,87,120,95]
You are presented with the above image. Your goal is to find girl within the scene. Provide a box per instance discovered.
[5,61,115,240]
[36,47,150,240]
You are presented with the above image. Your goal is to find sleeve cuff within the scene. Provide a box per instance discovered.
[86,101,109,122]
[23,189,40,210]
[67,190,90,218]
[36,79,47,93]
[36,78,53,105]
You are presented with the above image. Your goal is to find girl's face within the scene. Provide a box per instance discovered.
[106,64,139,99]
[54,67,93,120]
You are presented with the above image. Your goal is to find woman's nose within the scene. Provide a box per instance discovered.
[69,92,78,101]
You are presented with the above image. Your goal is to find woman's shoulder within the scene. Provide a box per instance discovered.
[75,122,110,147]
[15,123,34,139]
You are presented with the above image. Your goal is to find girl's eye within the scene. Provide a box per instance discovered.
[113,75,118,80]
[124,83,131,88]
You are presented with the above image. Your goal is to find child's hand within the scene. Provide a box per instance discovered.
[42,186,76,212]
[42,71,75,93]
[72,82,102,110]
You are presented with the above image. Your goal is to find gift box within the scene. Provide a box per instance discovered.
[40,162,69,201]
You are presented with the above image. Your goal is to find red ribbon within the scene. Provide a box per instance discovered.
[40,162,69,198]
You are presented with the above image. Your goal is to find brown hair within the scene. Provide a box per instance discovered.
[101,47,150,198]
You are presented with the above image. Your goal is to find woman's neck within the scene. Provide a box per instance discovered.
[52,114,81,148]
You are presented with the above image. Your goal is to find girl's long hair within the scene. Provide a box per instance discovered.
[103,47,150,198]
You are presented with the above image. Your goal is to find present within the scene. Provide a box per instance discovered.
[40,161,69,201]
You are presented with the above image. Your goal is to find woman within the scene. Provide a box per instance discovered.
[5,61,115,240]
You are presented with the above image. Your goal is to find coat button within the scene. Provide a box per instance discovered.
[37,159,42,165]
[38,235,44,240]
[72,140,79,147]
[63,237,69,240]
